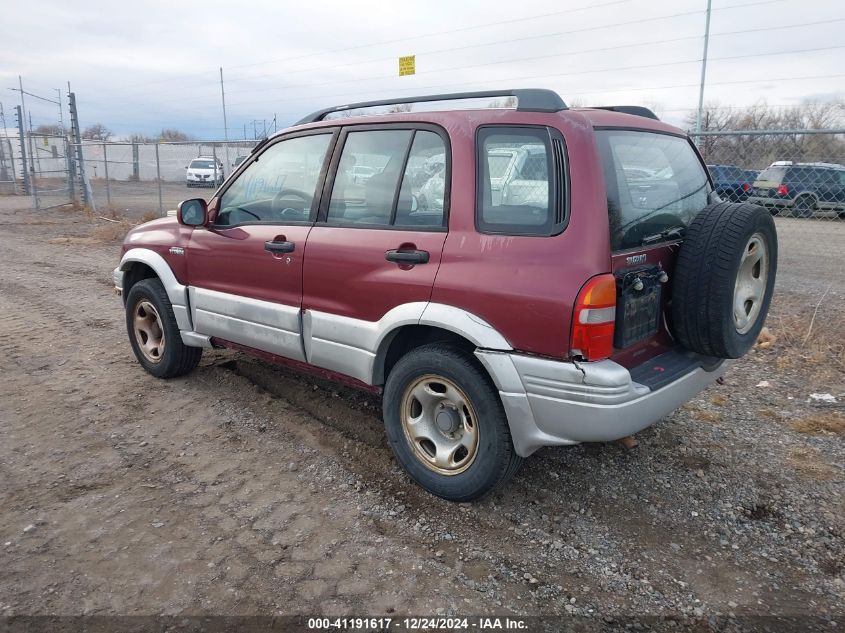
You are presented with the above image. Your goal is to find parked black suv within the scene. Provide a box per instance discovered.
[748,162,845,218]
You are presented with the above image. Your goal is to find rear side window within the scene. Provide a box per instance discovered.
[597,130,709,251]
[476,127,564,236]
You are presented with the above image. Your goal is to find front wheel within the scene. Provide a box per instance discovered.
[383,344,521,501]
[125,278,202,378]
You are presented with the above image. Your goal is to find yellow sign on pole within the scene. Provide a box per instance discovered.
[399,55,416,77]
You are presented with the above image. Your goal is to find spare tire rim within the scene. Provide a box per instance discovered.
[733,233,769,335]
[133,300,165,363]
[400,375,479,476]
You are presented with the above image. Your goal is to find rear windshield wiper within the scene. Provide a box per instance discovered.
[641,225,686,246]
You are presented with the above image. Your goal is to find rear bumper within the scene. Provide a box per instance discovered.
[476,349,728,457]
[747,196,792,211]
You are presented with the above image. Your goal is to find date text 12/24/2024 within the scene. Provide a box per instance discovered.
[307,617,528,630]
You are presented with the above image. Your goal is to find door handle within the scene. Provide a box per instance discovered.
[265,240,295,254]
[385,249,429,264]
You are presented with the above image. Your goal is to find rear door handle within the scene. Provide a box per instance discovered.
[265,240,295,254]
[385,249,429,264]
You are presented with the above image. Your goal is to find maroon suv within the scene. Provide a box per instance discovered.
[114,89,777,501]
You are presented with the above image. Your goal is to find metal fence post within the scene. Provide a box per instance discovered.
[212,144,218,185]
[102,142,111,208]
[65,137,76,204]
[155,143,163,216]
[68,93,90,207]
[15,106,30,196]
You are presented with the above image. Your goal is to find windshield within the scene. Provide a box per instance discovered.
[190,160,218,169]
[597,130,710,251]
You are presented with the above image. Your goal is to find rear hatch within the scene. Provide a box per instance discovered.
[595,129,712,369]
[751,165,787,199]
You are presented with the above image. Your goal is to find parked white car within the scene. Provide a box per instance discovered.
[186,157,224,188]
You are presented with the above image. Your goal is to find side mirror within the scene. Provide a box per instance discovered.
[177,198,208,227]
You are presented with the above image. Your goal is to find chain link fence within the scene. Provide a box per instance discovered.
[75,140,259,216]
[697,129,845,298]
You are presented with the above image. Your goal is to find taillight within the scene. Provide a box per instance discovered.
[742,183,750,192]
[777,184,789,196]
[571,274,616,361]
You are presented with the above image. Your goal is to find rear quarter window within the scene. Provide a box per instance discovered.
[597,130,710,252]
[475,126,567,236]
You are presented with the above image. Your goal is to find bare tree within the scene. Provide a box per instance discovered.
[81,123,112,141]
[128,133,153,143]
[33,124,63,136]
[686,100,845,168]
[158,128,194,142]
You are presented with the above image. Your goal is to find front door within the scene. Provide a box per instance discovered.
[302,125,450,382]
[186,130,336,361]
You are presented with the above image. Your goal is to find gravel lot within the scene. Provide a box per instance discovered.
[0,199,842,626]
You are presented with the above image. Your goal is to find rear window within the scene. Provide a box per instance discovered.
[597,130,709,251]
[756,167,786,183]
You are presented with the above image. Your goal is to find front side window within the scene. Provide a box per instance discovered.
[476,127,560,235]
[327,128,447,228]
[216,133,332,226]
[597,130,709,251]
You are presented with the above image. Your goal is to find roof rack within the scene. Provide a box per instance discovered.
[295,89,568,125]
[592,106,660,121]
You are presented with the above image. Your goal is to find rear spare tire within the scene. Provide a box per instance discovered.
[671,202,777,359]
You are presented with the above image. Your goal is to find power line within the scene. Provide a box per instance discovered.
[79,4,824,121]
[70,0,789,109]
[104,0,633,93]
[219,44,845,111]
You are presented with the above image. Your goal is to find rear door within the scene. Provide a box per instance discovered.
[301,124,450,382]
[186,130,336,361]
[595,129,712,367]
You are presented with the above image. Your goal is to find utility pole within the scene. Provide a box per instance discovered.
[693,0,712,143]
[55,88,65,135]
[219,67,230,170]
[18,76,36,180]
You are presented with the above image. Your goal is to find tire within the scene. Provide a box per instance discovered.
[125,278,202,378]
[837,210,845,220]
[672,202,777,359]
[792,195,816,218]
[383,344,522,501]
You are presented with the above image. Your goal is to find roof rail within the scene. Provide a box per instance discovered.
[592,106,659,121]
[295,89,567,125]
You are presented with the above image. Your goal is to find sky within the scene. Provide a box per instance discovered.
[2,0,844,139]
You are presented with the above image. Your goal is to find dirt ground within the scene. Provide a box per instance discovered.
[0,199,843,624]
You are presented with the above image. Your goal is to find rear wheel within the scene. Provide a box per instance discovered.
[792,195,816,218]
[383,344,521,501]
[125,278,202,378]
